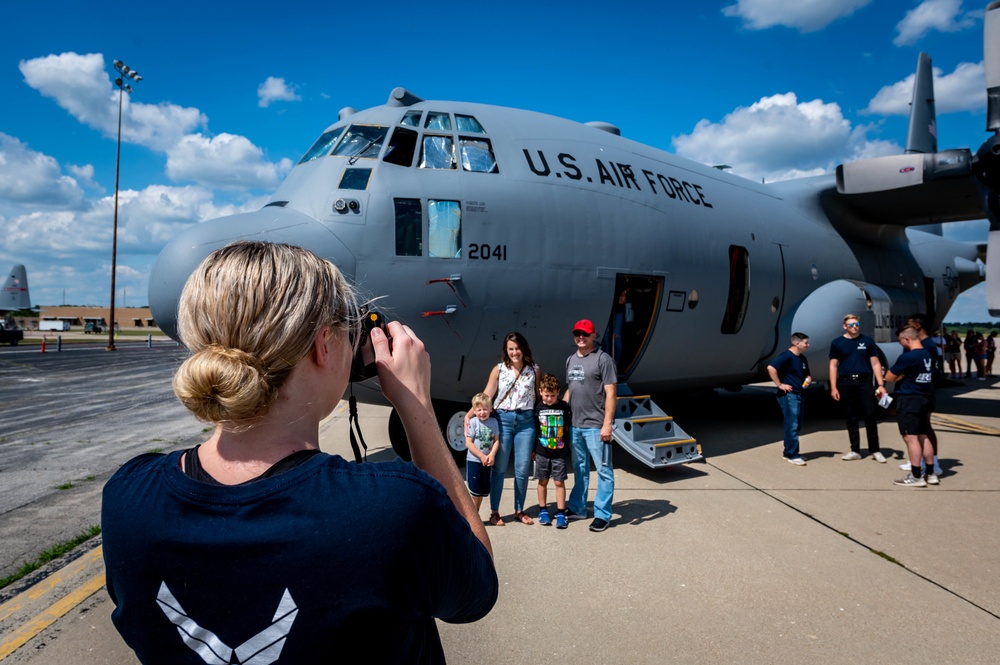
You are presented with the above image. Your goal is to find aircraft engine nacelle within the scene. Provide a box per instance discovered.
[788,280,920,381]
[836,150,972,195]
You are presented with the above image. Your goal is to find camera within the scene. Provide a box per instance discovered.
[350,308,388,382]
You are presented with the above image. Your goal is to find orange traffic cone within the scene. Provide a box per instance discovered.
[40,338,46,353]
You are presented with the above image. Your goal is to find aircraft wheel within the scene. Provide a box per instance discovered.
[387,408,411,462]
[433,400,469,465]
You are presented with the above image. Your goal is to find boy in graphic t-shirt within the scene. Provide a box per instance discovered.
[533,374,572,529]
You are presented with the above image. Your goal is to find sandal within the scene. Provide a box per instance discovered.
[489,512,505,526]
[514,511,534,525]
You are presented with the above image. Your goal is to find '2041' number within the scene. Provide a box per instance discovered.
[468,243,507,260]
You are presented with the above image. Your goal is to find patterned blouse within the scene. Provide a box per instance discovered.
[494,363,538,411]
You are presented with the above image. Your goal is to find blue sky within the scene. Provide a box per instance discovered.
[1,0,997,322]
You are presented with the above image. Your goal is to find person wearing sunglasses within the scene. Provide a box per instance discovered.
[829,314,887,462]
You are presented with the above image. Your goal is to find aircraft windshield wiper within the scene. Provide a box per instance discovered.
[348,138,379,165]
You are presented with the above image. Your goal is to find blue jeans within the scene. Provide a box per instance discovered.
[490,409,535,513]
[568,427,615,521]
[776,392,804,459]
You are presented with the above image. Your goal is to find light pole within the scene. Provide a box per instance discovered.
[107,59,141,351]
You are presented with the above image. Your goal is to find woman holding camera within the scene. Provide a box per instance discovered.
[102,241,496,663]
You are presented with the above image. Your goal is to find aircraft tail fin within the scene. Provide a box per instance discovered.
[1,265,31,312]
[905,52,938,155]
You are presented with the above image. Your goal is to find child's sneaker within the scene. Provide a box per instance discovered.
[555,512,567,529]
[538,508,551,526]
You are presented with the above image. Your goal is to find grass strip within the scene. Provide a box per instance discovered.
[0,525,102,590]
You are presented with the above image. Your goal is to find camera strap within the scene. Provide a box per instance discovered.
[348,386,368,463]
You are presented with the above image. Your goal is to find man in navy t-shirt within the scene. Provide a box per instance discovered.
[904,313,942,475]
[829,314,887,462]
[885,326,937,487]
[767,332,811,466]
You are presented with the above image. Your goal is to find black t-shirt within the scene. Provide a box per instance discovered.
[769,350,810,394]
[534,400,572,459]
[829,334,879,375]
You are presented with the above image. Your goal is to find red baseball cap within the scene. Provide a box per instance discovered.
[572,319,595,335]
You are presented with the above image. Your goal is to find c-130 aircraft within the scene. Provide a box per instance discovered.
[150,2,1000,467]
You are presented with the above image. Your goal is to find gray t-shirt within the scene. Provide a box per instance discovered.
[565,348,617,429]
[465,416,499,462]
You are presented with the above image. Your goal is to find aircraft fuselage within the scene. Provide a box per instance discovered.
[149,94,983,406]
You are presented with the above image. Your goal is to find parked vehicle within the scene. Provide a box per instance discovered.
[84,322,103,334]
[0,322,23,346]
[40,320,71,332]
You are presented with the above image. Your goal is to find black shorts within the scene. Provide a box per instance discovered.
[895,394,931,436]
[534,455,568,482]
[466,459,491,497]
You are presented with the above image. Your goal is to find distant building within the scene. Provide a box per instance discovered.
[35,306,159,332]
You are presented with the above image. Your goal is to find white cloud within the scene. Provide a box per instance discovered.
[67,163,101,190]
[865,61,984,115]
[19,52,290,191]
[722,0,872,32]
[19,52,205,152]
[114,185,265,250]
[0,182,268,305]
[257,76,301,108]
[0,133,85,208]
[672,93,897,182]
[7,52,299,305]
[166,133,294,189]
[2,183,261,258]
[894,0,977,46]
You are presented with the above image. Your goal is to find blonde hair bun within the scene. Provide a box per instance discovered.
[173,345,274,424]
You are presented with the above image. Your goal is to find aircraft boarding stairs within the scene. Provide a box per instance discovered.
[612,385,703,469]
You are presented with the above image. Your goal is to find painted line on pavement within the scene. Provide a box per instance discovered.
[0,547,106,661]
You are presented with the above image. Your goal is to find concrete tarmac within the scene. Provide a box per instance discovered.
[1,347,998,663]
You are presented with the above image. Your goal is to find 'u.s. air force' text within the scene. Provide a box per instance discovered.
[522,149,712,208]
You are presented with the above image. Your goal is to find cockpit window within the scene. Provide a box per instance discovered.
[298,127,345,164]
[339,168,372,190]
[420,136,456,170]
[384,127,418,167]
[331,125,388,161]
[455,115,485,134]
[394,198,422,256]
[401,110,422,127]
[428,200,462,258]
[425,112,452,131]
[460,137,498,173]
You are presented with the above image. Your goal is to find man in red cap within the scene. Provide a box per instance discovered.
[564,319,617,532]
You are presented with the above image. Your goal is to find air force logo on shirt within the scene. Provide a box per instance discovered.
[156,582,298,664]
[857,342,867,350]
[917,357,933,383]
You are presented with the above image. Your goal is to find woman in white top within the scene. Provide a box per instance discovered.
[477,332,541,525]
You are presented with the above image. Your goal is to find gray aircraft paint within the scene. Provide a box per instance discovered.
[149,5,1000,430]
[1,265,31,312]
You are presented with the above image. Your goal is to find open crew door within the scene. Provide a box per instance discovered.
[601,274,663,380]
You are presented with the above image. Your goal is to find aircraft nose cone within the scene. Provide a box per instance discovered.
[148,206,357,340]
